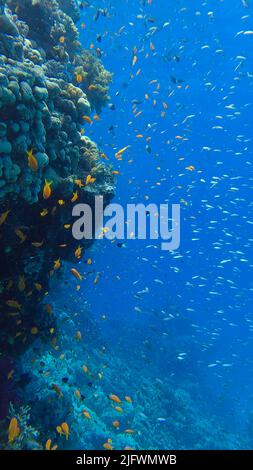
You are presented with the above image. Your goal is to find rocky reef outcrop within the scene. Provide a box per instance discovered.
[0,0,114,354]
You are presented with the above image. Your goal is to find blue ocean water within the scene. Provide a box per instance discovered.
[2,0,253,451]
[66,0,253,449]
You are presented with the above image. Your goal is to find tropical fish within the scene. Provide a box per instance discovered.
[76,73,83,83]
[18,276,26,292]
[8,417,20,443]
[71,191,79,202]
[125,396,132,404]
[115,146,130,159]
[86,174,96,185]
[43,180,53,200]
[109,394,121,404]
[88,84,97,91]
[75,389,81,399]
[75,245,82,259]
[51,383,63,398]
[82,410,91,420]
[75,330,82,341]
[6,300,21,309]
[27,149,38,171]
[7,370,15,380]
[114,406,123,413]
[103,442,113,450]
[34,283,42,291]
[185,165,195,171]
[40,209,48,217]
[70,268,82,281]
[94,274,100,284]
[31,327,38,335]
[45,304,53,314]
[0,209,10,226]
[45,439,52,450]
[45,439,57,451]
[83,115,93,125]
[75,179,84,188]
[15,228,27,243]
[54,258,61,270]
[61,422,70,440]
[32,241,44,248]
[82,365,89,374]
[56,426,63,436]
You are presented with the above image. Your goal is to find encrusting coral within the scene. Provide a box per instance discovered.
[0,0,114,355]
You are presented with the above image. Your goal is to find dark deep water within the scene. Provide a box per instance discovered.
[1,0,253,450]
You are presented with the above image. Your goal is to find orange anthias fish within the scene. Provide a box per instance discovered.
[132,55,138,66]
[45,439,51,450]
[45,439,57,451]
[82,364,90,375]
[108,394,121,404]
[82,410,91,420]
[71,191,79,203]
[27,149,38,171]
[43,180,53,200]
[56,425,63,436]
[15,228,27,243]
[86,174,96,185]
[74,179,84,188]
[114,406,123,413]
[6,300,21,310]
[185,165,195,171]
[54,258,61,270]
[18,276,26,292]
[7,369,14,380]
[8,417,20,443]
[52,383,63,398]
[34,282,42,291]
[115,146,130,159]
[75,389,81,400]
[100,152,109,160]
[75,330,82,341]
[103,442,113,450]
[75,245,82,259]
[83,115,93,125]
[61,422,70,440]
[113,420,120,428]
[31,327,38,335]
[70,268,82,281]
[45,303,53,314]
[0,209,10,226]
[125,396,132,404]
[76,73,83,84]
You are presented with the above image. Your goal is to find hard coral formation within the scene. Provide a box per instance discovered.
[0,0,114,354]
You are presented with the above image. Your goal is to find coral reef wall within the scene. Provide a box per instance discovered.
[0,0,114,354]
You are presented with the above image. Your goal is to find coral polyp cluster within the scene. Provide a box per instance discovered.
[0,0,114,355]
